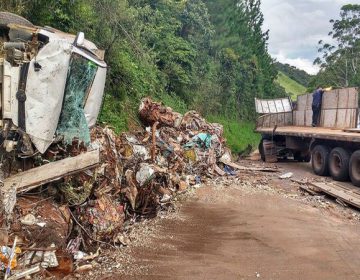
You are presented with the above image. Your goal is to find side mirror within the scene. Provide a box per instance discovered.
[74,32,85,46]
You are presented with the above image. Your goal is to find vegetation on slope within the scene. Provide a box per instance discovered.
[277,71,306,100]
[275,62,312,87]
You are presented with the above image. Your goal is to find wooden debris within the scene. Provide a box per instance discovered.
[310,182,360,209]
[298,184,320,196]
[220,160,279,173]
[291,179,321,195]
[4,149,100,194]
[343,128,360,133]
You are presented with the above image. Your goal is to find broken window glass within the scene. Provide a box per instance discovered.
[56,53,98,145]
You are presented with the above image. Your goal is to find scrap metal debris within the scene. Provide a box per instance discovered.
[0,98,247,278]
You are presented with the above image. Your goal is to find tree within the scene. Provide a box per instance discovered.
[314,4,360,87]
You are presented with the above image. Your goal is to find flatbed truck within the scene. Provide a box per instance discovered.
[255,87,360,187]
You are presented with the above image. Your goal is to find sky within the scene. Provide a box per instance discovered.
[261,0,352,75]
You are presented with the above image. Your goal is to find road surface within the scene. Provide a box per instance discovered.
[104,161,360,280]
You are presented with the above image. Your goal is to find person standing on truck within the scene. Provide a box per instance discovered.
[312,86,324,127]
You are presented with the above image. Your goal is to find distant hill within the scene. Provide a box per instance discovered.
[277,71,306,100]
[275,62,312,87]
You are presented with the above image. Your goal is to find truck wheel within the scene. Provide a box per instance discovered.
[0,12,33,29]
[350,151,360,187]
[311,145,330,176]
[329,147,350,181]
[259,139,265,162]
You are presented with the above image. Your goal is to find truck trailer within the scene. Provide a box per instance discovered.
[255,87,360,187]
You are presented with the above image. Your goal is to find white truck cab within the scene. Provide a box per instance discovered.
[0,15,107,155]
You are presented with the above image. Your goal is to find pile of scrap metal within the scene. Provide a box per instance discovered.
[0,98,234,278]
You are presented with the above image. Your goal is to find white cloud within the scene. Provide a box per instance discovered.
[261,0,349,74]
[273,52,320,75]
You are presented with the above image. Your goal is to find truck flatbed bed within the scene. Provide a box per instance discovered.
[256,126,360,142]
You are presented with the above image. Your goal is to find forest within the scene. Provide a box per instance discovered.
[311,4,360,90]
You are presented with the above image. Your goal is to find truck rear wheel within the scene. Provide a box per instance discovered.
[329,147,350,181]
[350,150,360,187]
[312,145,330,176]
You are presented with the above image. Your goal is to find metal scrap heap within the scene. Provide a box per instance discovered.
[0,98,233,278]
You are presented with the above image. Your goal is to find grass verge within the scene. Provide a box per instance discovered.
[207,116,260,154]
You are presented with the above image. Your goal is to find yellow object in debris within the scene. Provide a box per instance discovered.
[324,87,333,91]
[184,149,197,162]
[121,144,134,158]
[0,247,21,269]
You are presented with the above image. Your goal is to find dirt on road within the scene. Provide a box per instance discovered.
[88,160,360,280]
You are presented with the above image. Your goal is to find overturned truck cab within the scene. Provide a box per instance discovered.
[0,14,107,156]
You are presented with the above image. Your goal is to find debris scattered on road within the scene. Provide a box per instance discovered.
[0,98,249,278]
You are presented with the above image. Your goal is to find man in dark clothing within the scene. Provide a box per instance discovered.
[312,86,324,127]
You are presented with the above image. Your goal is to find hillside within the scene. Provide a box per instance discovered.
[1,0,285,153]
[275,62,312,87]
[277,71,306,100]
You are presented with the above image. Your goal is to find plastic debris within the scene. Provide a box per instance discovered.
[279,172,294,179]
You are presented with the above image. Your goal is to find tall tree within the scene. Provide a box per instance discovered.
[313,4,360,88]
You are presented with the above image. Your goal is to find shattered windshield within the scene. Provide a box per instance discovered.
[56,53,98,145]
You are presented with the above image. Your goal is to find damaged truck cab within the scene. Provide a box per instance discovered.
[0,13,107,156]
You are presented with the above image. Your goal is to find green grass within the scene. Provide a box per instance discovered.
[207,116,260,154]
[277,71,306,100]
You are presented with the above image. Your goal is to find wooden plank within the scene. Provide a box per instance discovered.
[293,111,305,126]
[320,108,357,128]
[321,109,337,127]
[306,93,312,110]
[311,182,360,209]
[338,88,358,109]
[322,90,339,109]
[298,184,320,196]
[220,160,279,173]
[321,88,358,109]
[296,94,308,111]
[344,128,360,133]
[4,149,100,193]
[305,110,312,126]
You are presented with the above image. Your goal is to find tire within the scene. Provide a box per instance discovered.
[329,147,350,181]
[311,145,330,176]
[259,139,265,162]
[0,12,33,29]
[350,150,360,187]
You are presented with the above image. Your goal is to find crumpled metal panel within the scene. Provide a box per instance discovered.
[25,40,72,153]
[2,60,20,120]
[84,67,107,128]
[255,97,292,114]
